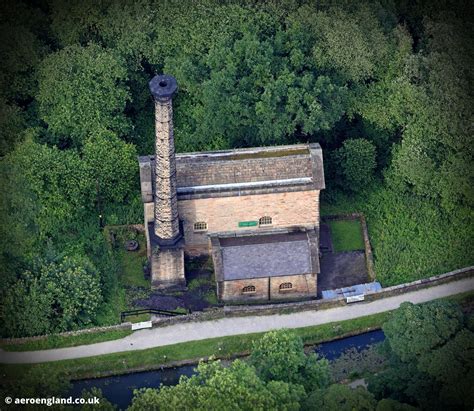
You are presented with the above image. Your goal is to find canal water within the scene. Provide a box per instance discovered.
[69,329,385,409]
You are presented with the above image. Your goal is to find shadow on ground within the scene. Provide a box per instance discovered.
[318,223,369,298]
[134,256,219,312]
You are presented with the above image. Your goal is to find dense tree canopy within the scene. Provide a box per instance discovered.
[2,256,102,337]
[369,300,474,410]
[304,384,377,411]
[129,359,305,411]
[382,301,463,361]
[0,0,472,337]
[37,43,130,148]
[249,329,330,393]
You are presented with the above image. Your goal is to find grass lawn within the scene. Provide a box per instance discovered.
[122,312,151,323]
[329,219,365,252]
[118,234,149,289]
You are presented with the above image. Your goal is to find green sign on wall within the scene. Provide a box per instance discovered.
[238,221,258,227]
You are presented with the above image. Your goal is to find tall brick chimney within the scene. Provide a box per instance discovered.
[149,74,180,241]
[147,74,185,290]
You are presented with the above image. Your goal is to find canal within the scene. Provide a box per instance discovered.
[69,329,385,409]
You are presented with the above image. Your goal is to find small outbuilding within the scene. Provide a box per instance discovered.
[210,228,320,302]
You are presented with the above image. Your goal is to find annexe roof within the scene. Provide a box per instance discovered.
[211,228,320,281]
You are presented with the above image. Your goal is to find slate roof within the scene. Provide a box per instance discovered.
[139,143,325,201]
[211,229,320,281]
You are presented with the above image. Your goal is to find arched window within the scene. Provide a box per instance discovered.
[279,282,293,291]
[242,285,256,294]
[193,221,208,232]
[259,216,272,226]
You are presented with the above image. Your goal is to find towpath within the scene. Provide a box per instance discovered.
[1,276,472,364]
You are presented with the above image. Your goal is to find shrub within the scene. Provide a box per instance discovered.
[334,139,377,192]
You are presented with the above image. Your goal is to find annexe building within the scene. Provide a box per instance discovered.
[139,74,325,303]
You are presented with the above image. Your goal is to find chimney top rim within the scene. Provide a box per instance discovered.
[149,74,178,101]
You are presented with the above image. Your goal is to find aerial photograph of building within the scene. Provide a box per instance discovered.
[0,1,472,410]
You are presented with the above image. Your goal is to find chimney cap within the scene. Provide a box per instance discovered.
[149,74,178,101]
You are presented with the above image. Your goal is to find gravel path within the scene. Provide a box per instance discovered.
[1,277,472,364]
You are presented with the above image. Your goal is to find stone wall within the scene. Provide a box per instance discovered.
[151,247,185,289]
[178,189,320,254]
[269,273,317,301]
[218,278,270,302]
[151,266,473,328]
[219,273,317,303]
[144,202,154,257]
[1,323,133,345]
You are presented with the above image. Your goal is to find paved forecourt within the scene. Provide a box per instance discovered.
[1,276,473,364]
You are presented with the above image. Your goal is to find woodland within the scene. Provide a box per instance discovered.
[0,0,473,338]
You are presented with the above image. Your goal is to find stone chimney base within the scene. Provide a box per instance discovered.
[151,247,186,290]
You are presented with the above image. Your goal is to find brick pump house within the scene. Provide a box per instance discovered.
[139,74,325,303]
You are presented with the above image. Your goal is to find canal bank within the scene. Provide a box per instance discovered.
[2,277,472,365]
[69,329,386,410]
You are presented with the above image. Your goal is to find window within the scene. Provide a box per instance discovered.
[279,282,293,291]
[193,221,208,232]
[259,216,272,226]
[242,285,256,294]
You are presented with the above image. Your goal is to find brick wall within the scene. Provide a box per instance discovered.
[178,189,320,254]
[269,273,317,300]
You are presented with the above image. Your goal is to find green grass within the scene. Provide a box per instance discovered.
[204,290,219,305]
[187,276,212,291]
[118,234,149,289]
[0,329,133,352]
[125,313,151,323]
[321,186,474,286]
[0,311,390,384]
[1,291,472,390]
[328,219,364,252]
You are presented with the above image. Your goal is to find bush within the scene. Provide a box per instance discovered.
[334,138,377,192]
[1,256,103,337]
[249,329,330,393]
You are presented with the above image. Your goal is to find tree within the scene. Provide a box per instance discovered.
[82,130,138,210]
[334,139,377,192]
[129,359,304,411]
[389,14,474,210]
[37,43,130,148]
[39,256,103,331]
[249,329,330,393]
[0,99,26,156]
[2,136,87,242]
[1,273,52,337]
[1,256,102,337]
[303,384,377,411]
[80,388,116,411]
[0,22,46,102]
[369,300,473,410]
[417,329,474,407]
[382,301,463,362]
[375,398,418,411]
